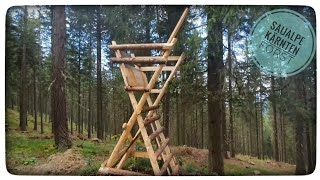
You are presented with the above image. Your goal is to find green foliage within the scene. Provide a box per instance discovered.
[110,134,121,141]
[22,157,37,165]
[183,163,210,175]
[6,109,52,135]
[75,140,115,158]
[78,161,100,176]
[6,135,57,166]
[225,164,275,176]
[124,157,153,174]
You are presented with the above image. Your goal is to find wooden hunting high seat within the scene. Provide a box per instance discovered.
[98,8,188,176]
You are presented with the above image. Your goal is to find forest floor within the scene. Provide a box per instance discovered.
[5,109,295,176]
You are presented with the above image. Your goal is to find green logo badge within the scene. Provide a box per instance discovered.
[249,9,316,77]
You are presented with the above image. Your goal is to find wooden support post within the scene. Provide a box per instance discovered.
[116,130,139,169]
[99,167,148,176]
[116,148,133,169]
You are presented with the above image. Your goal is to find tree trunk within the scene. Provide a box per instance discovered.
[40,91,43,134]
[255,99,260,158]
[19,6,28,132]
[113,88,116,135]
[33,62,37,131]
[181,104,186,145]
[88,36,92,139]
[162,6,184,138]
[207,8,224,175]
[222,103,229,158]
[52,5,72,151]
[260,78,264,159]
[227,29,235,157]
[195,109,198,148]
[70,91,74,135]
[302,75,312,173]
[283,115,286,162]
[77,27,81,135]
[50,7,54,134]
[96,6,103,140]
[176,91,180,145]
[80,95,84,134]
[294,74,306,174]
[201,104,204,148]
[45,95,48,122]
[271,76,279,161]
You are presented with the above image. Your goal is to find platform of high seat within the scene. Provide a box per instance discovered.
[111,56,180,64]
[100,8,188,176]
[108,43,172,50]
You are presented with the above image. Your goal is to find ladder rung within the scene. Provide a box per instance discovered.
[172,165,180,175]
[149,127,165,141]
[112,57,166,64]
[141,105,160,113]
[144,115,161,126]
[125,86,150,92]
[167,56,180,61]
[140,66,175,71]
[108,43,172,50]
[160,154,174,175]
[98,167,147,176]
[154,138,170,158]
[150,89,161,93]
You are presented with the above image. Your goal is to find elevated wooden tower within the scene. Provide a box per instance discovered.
[98,8,188,176]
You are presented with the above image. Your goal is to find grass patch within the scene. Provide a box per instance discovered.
[224,163,274,175]
[73,140,117,175]
[6,108,295,175]
[123,157,153,174]
[6,136,56,166]
[78,161,101,176]
[183,163,210,175]
[6,109,57,167]
[74,140,115,159]
[6,109,53,134]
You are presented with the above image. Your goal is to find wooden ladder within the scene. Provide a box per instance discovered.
[98,8,188,176]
